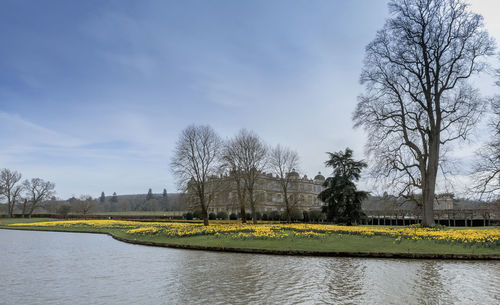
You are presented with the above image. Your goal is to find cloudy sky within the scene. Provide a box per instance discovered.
[1,0,499,199]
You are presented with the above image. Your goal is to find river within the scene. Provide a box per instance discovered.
[0,230,498,305]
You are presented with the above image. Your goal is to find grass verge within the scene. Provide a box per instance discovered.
[1,218,499,258]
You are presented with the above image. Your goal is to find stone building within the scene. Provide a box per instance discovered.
[188,171,326,215]
[433,193,454,210]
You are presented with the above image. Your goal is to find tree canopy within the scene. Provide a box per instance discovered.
[318,148,368,225]
[353,0,495,226]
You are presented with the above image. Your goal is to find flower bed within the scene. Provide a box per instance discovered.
[9,220,500,248]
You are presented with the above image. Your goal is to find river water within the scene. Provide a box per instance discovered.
[0,230,498,305]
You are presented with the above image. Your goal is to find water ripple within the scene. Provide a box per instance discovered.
[0,230,498,305]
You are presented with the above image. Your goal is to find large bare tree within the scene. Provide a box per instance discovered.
[22,178,56,218]
[0,168,23,217]
[171,125,222,226]
[221,138,248,223]
[354,0,495,226]
[268,145,299,223]
[228,129,267,224]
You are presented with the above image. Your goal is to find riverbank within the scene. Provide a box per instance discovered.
[1,218,499,260]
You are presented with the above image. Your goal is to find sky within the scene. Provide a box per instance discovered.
[0,0,499,199]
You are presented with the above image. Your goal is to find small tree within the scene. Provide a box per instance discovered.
[111,192,118,203]
[0,169,23,217]
[57,204,71,215]
[71,195,96,215]
[22,178,56,218]
[318,148,368,225]
[302,211,309,223]
[216,211,228,220]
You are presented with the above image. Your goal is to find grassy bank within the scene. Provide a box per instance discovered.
[1,218,499,257]
[89,211,186,216]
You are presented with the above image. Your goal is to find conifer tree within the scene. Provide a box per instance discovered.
[318,148,368,225]
[110,192,118,203]
[146,188,153,201]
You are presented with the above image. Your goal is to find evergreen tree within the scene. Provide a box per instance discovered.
[99,192,106,203]
[110,192,118,203]
[318,148,368,225]
[161,188,168,211]
[146,188,153,201]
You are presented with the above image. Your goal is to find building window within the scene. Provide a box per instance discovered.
[267,193,273,201]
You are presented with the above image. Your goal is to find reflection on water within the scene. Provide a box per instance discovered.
[0,230,498,305]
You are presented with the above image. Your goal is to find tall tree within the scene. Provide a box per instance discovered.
[0,169,23,217]
[221,136,248,223]
[353,0,495,226]
[268,145,300,223]
[225,129,267,224]
[171,125,222,226]
[100,192,106,204]
[162,188,168,211]
[22,178,56,218]
[146,188,153,201]
[318,148,368,225]
[111,192,118,203]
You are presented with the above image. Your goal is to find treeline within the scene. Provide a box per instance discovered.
[0,168,189,217]
[91,189,187,213]
[42,191,188,216]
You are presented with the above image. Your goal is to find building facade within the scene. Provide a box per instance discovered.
[189,171,326,215]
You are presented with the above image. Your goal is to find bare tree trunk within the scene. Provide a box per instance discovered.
[239,205,246,223]
[8,199,14,218]
[422,137,439,227]
[199,196,209,226]
[21,199,29,218]
[285,201,291,223]
[284,189,291,223]
[202,206,209,226]
[236,179,246,223]
[249,192,257,224]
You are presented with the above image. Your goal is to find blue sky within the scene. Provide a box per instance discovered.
[1,0,499,199]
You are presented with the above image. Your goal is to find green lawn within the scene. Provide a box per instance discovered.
[0,217,59,225]
[110,231,499,255]
[2,218,498,256]
[89,211,186,216]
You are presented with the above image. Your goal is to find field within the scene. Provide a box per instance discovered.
[2,218,499,257]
